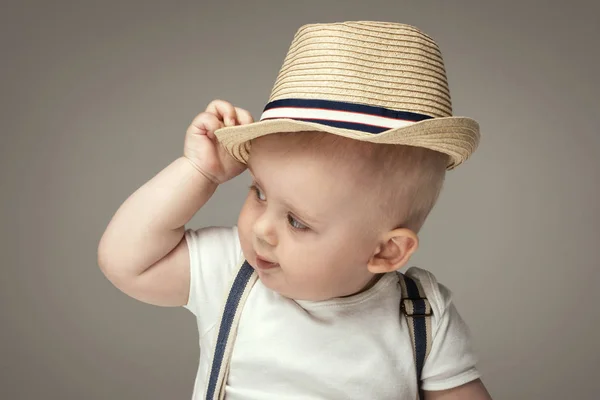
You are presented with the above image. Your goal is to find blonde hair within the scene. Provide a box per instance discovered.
[261,131,448,233]
[370,143,448,232]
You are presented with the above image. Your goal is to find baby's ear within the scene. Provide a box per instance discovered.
[367,229,419,273]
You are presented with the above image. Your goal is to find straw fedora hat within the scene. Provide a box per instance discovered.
[214,21,480,170]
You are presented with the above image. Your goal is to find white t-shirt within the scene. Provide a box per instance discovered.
[184,226,480,399]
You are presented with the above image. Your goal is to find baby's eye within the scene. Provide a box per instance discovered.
[287,214,308,230]
[250,185,266,201]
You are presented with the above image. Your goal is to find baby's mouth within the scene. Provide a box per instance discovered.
[255,255,279,270]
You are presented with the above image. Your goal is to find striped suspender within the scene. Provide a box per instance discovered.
[398,273,433,400]
[205,261,257,400]
[206,262,432,400]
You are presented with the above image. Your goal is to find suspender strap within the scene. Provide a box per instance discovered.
[398,273,433,400]
[205,261,257,400]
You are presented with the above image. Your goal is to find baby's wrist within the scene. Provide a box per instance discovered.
[182,156,220,186]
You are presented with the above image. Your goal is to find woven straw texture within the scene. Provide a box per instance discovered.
[215,21,480,169]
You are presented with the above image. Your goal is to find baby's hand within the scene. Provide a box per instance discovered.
[184,99,254,184]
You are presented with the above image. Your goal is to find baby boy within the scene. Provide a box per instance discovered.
[98,21,492,399]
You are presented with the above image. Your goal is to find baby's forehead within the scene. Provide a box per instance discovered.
[251,131,379,164]
[249,130,438,190]
[251,137,398,198]
[251,133,415,189]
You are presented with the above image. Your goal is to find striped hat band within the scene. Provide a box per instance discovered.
[260,98,433,134]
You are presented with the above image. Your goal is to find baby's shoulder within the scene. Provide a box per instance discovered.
[402,266,455,318]
[185,224,243,284]
[185,225,241,256]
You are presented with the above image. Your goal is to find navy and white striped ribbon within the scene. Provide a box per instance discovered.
[260,98,433,134]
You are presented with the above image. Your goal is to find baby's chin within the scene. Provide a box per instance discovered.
[258,275,343,302]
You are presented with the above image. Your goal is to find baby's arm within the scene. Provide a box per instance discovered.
[98,100,252,306]
[424,379,492,400]
[98,157,217,306]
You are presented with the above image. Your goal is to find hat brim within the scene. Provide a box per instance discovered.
[214,116,480,170]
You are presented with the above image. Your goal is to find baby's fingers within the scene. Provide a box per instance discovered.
[187,112,223,139]
[234,107,254,125]
[205,99,238,127]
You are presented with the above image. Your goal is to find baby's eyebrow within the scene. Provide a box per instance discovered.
[280,197,322,226]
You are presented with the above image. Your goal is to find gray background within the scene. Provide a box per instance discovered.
[2,0,599,399]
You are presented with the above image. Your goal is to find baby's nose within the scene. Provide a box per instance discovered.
[253,216,278,247]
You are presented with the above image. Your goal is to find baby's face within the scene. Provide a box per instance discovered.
[237,133,386,301]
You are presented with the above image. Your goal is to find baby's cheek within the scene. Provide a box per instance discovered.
[237,204,255,256]
[289,252,326,281]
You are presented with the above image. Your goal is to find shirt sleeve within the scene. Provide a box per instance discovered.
[405,267,481,391]
[183,225,244,336]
